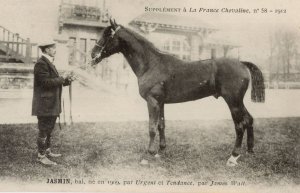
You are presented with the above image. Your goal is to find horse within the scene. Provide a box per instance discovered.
[90,19,265,166]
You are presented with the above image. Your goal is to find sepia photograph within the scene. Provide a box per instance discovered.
[0,0,299,192]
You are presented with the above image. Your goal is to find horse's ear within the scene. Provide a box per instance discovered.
[113,19,118,26]
[109,18,113,25]
[110,18,115,28]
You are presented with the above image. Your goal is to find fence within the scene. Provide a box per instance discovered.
[0,26,39,64]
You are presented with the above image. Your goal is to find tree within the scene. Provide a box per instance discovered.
[269,28,299,83]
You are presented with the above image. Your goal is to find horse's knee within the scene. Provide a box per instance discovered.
[231,107,241,117]
[235,122,246,136]
[245,113,253,126]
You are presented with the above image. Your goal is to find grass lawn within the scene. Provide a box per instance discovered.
[0,117,299,191]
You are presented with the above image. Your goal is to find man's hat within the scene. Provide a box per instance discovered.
[38,40,56,48]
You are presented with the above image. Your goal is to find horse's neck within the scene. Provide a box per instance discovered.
[120,32,160,77]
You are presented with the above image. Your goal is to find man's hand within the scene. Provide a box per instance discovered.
[62,71,77,82]
[62,71,71,79]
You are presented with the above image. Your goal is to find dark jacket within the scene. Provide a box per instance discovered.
[32,56,70,116]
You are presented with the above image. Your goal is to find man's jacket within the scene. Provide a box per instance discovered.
[32,56,70,116]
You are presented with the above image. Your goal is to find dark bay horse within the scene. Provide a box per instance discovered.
[91,19,265,166]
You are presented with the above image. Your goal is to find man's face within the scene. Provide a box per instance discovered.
[45,45,56,57]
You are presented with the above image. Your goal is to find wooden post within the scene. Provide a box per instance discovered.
[6,42,9,61]
[12,34,15,51]
[7,30,9,41]
[211,48,216,59]
[21,39,24,56]
[16,33,20,54]
[7,31,10,49]
[2,28,5,41]
[37,46,40,58]
[25,38,32,64]
[223,46,229,58]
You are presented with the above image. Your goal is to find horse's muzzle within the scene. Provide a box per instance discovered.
[90,52,103,66]
[90,57,102,67]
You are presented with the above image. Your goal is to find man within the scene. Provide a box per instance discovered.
[32,41,74,166]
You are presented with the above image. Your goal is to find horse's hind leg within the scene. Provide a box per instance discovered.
[243,107,254,153]
[224,99,248,166]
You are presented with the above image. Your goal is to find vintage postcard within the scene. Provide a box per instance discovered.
[0,0,299,192]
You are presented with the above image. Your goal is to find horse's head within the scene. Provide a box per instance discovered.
[90,19,122,66]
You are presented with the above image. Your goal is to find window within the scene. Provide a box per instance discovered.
[183,41,190,52]
[163,40,170,51]
[69,37,76,65]
[69,37,76,47]
[90,39,97,50]
[172,40,180,51]
[162,37,191,61]
[80,38,87,52]
[182,55,191,61]
[80,38,87,63]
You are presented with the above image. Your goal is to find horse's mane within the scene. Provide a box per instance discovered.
[122,26,174,57]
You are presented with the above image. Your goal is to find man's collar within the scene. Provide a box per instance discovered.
[41,53,54,63]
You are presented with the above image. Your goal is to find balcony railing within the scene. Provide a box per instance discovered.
[59,3,109,27]
[0,26,39,64]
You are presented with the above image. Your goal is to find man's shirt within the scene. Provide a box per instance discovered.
[41,53,54,63]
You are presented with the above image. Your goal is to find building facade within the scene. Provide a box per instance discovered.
[129,12,238,61]
[0,2,238,91]
[58,0,109,67]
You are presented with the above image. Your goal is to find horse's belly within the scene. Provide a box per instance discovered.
[164,82,214,103]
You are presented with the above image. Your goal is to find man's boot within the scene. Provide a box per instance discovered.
[37,136,57,166]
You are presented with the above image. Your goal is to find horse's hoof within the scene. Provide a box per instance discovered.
[159,144,166,150]
[226,155,240,167]
[140,159,149,165]
[148,148,156,155]
[154,154,160,158]
[226,161,237,167]
[247,149,255,154]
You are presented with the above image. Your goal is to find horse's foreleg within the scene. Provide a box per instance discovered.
[147,96,161,155]
[158,103,166,150]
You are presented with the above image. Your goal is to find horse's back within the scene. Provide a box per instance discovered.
[215,58,249,76]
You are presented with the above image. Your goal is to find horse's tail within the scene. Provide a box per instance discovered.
[242,61,265,103]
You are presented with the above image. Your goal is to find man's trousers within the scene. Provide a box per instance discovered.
[37,116,57,155]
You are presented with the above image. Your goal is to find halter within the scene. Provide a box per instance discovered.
[92,26,121,62]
